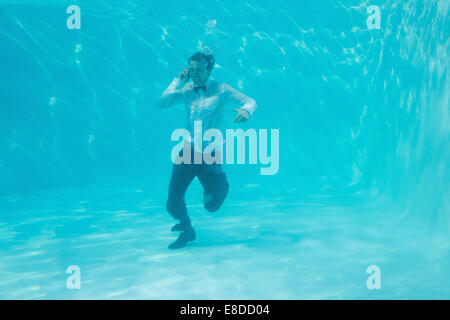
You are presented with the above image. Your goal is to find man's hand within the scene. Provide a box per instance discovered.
[178,68,190,82]
[233,108,249,123]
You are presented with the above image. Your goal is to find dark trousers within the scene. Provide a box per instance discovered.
[166,147,229,227]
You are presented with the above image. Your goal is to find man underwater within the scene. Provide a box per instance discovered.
[158,50,257,249]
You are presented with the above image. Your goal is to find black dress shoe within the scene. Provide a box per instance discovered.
[171,223,184,232]
[168,226,196,249]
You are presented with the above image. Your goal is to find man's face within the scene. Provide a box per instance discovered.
[189,60,210,86]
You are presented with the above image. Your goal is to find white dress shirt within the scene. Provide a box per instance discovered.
[158,77,257,153]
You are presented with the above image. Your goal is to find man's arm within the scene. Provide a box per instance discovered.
[222,83,257,122]
[157,76,186,109]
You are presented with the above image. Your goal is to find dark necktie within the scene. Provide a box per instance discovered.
[194,85,207,93]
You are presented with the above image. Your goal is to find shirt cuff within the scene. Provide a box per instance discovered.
[240,105,253,116]
[172,77,182,87]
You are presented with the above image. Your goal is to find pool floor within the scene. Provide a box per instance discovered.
[0,182,448,299]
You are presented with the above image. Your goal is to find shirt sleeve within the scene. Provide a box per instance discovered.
[158,77,186,108]
[222,83,257,116]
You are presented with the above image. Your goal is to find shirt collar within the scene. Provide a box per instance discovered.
[193,78,211,91]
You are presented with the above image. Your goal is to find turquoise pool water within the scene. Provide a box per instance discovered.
[0,0,448,299]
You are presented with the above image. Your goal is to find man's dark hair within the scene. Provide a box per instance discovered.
[189,51,215,73]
